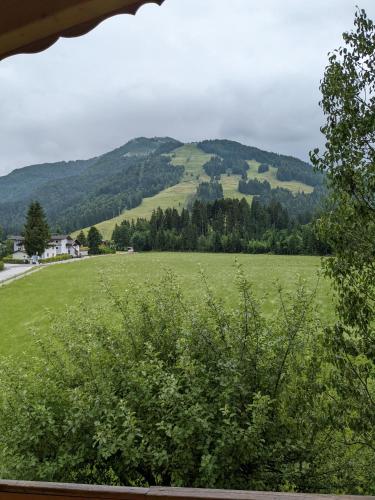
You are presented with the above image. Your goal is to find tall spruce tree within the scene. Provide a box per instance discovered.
[24,201,50,257]
[77,230,87,247]
[87,226,102,255]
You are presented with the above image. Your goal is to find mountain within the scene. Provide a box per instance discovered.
[0,137,183,234]
[0,137,323,236]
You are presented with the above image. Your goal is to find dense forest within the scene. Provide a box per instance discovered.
[112,197,329,255]
[255,185,326,223]
[0,138,184,234]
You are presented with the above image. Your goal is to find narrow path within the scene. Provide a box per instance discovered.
[0,264,36,284]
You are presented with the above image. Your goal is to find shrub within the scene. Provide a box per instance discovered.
[0,260,3,271]
[2,257,26,264]
[247,240,270,254]
[0,266,373,491]
[39,254,73,264]
[98,245,116,255]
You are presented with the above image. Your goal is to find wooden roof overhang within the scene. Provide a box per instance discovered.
[0,0,165,61]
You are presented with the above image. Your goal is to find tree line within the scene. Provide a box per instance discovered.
[202,156,249,177]
[276,163,323,186]
[238,178,271,195]
[198,139,323,187]
[112,197,329,255]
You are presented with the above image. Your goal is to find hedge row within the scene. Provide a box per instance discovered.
[40,255,73,264]
[3,254,75,264]
[2,257,25,264]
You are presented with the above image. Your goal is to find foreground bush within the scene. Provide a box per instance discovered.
[0,267,374,492]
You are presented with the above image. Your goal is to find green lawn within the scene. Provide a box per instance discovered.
[0,253,334,359]
[169,143,212,179]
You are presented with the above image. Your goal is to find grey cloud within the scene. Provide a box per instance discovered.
[0,0,374,175]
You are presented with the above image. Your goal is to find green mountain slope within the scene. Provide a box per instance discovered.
[0,137,183,234]
[0,137,321,239]
[76,143,317,240]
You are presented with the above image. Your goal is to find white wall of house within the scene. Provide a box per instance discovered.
[11,236,80,259]
[12,239,24,254]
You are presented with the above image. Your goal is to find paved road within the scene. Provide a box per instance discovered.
[0,263,35,284]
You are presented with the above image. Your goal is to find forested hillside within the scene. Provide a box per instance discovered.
[199,139,324,186]
[0,137,183,233]
[0,137,323,235]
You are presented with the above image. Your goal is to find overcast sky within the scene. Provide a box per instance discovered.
[0,0,374,176]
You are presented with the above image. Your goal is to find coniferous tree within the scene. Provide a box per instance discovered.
[77,230,87,247]
[110,197,329,256]
[87,226,102,255]
[23,201,50,257]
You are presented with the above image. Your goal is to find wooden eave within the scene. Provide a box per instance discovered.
[0,0,165,61]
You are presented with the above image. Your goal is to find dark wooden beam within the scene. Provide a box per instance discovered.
[0,0,164,60]
[0,481,374,500]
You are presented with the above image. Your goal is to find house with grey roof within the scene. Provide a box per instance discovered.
[9,235,81,261]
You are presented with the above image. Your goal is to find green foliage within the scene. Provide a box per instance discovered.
[276,164,323,186]
[1,267,373,491]
[39,254,73,264]
[202,156,249,177]
[196,181,224,202]
[0,253,334,359]
[77,231,87,247]
[0,138,184,234]
[2,257,26,264]
[198,140,322,187]
[256,185,326,223]
[0,137,324,237]
[112,198,329,256]
[0,239,13,258]
[98,245,116,255]
[311,9,375,460]
[258,164,269,174]
[87,226,102,255]
[24,201,50,257]
[0,260,4,272]
[238,178,271,195]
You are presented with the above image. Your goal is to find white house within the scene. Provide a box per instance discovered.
[9,234,81,260]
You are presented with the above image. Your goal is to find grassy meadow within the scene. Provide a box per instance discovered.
[75,145,314,240]
[0,253,334,359]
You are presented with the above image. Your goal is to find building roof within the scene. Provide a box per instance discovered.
[50,234,72,241]
[0,0,165,60]
[9,234,74,242]
[8,235,25,241]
